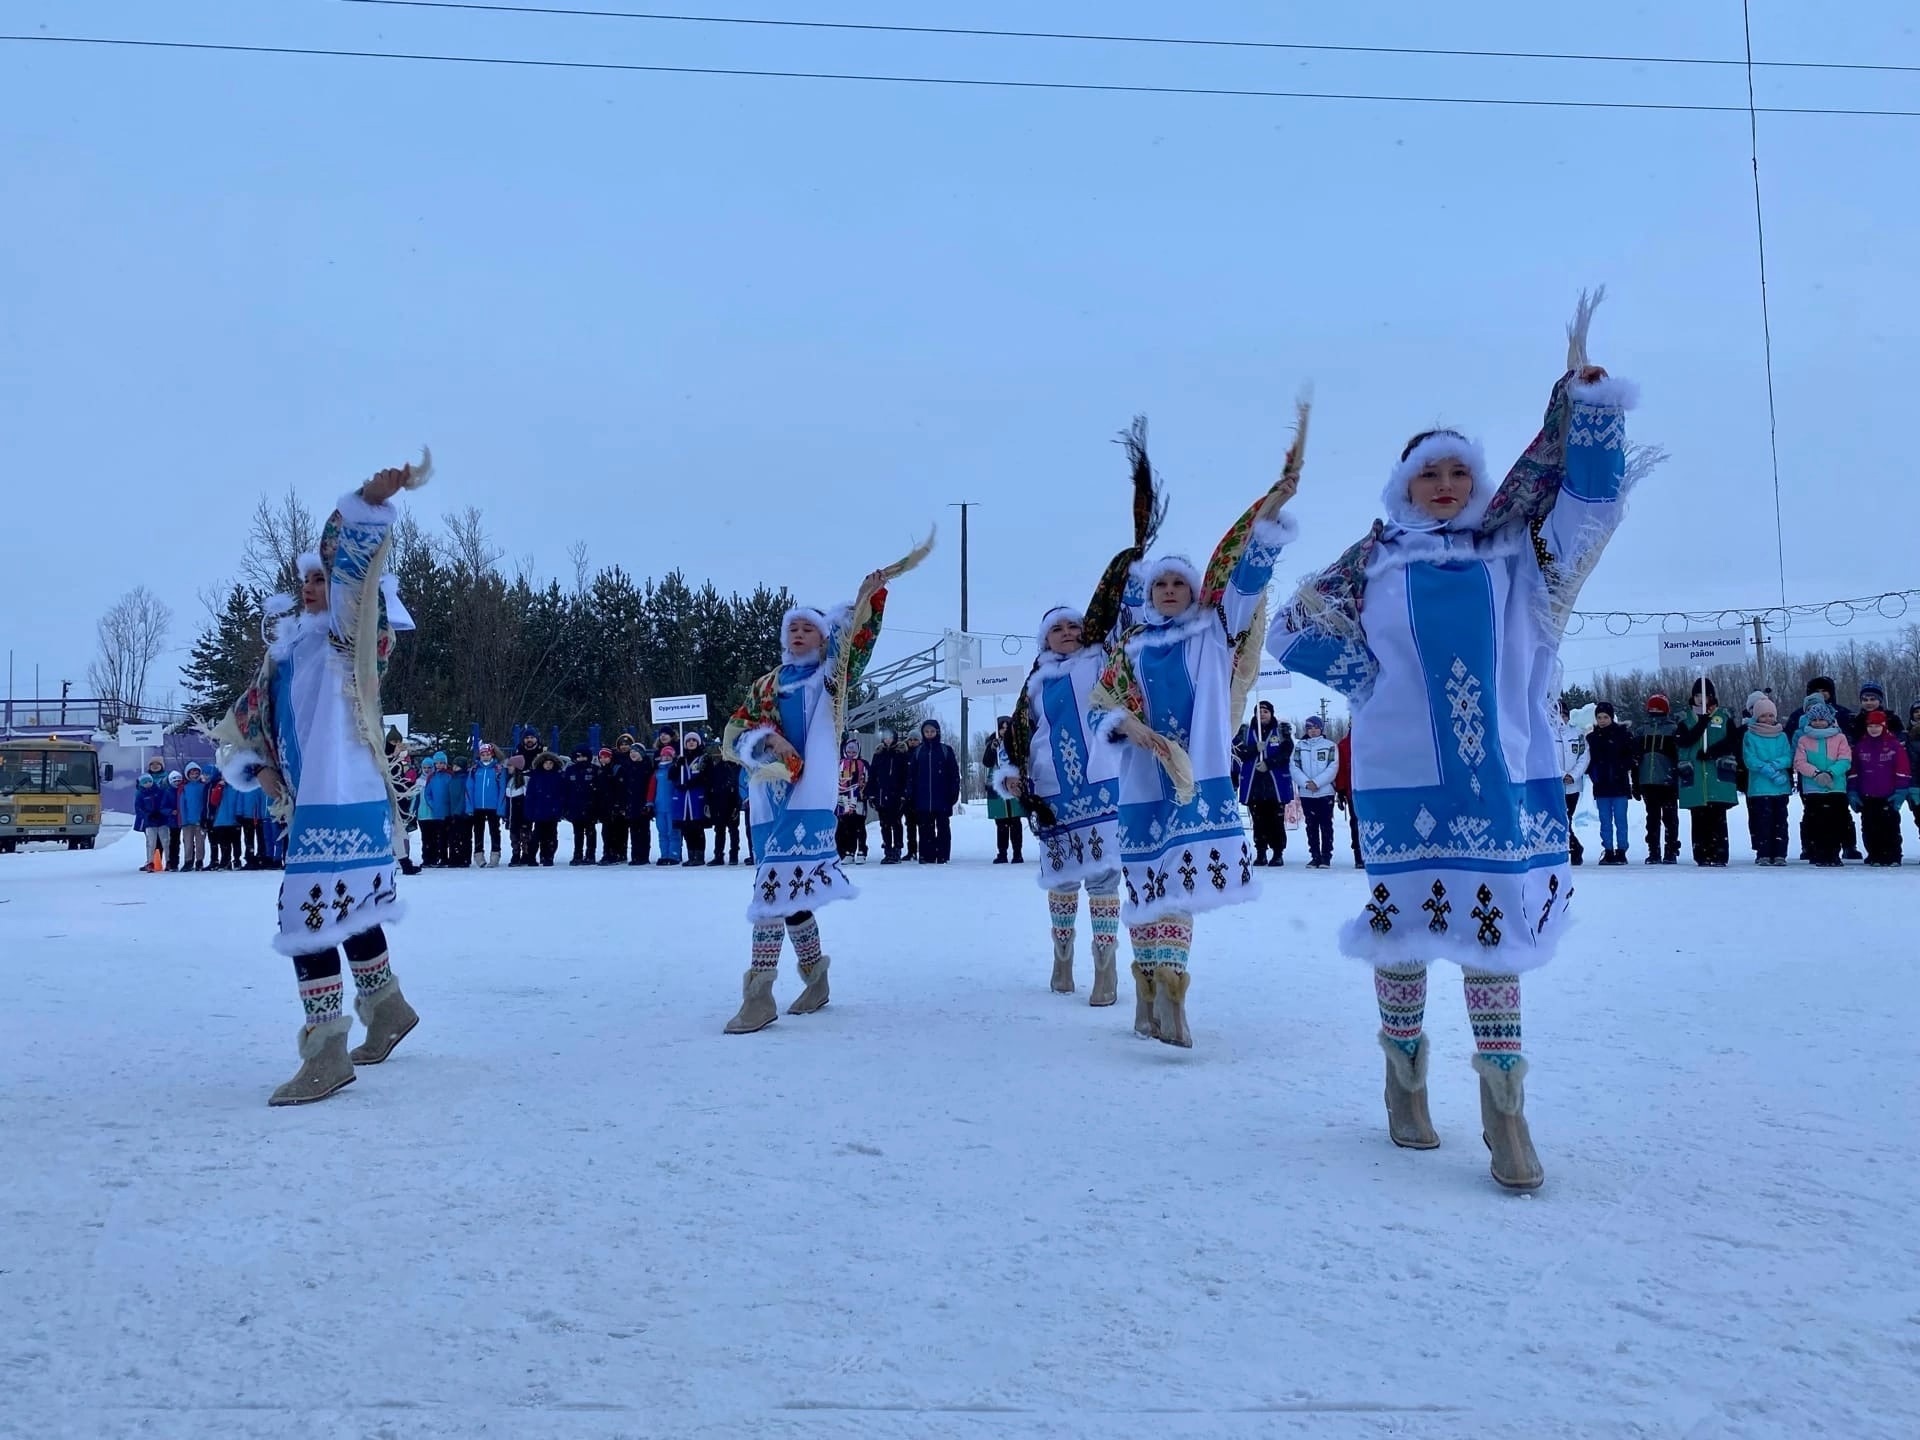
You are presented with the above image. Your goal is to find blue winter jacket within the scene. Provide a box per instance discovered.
[670,752,709,824]
[1742,728,1795,798]
[909,727,962,815]
[467,757,506,812]
[419,766,458,821]
[1233,722,1295,806]
[526,760,568,823]
[210,770,241,826]
[134,776,178,830]
[447,769,472,818]
[178,776,210,826]
[654,756,679,823]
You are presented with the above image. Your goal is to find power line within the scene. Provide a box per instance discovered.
[1743,0,1791,628]
[1565,589,1920,638]
[338,0,1920,77]
[9,33,1920,117]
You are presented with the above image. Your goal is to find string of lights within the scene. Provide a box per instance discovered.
[1565,589,1920,637]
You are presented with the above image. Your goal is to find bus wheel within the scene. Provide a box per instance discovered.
[69,839,83,850]
[0,840,15,855]
[81,838,95,849]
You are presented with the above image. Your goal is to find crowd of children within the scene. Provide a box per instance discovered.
[130,754,284,872]
[1553,675,1917,868]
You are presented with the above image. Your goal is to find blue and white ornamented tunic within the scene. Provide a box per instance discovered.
[1091,508,1299,925]
[1269,372,1644,971]
[216,491,410,955]
[726,591,888,923]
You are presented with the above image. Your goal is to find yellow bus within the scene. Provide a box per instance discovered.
[0,737,109,852]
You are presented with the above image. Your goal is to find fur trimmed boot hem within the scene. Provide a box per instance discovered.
[269,1019,355,1107]
[349,984,420,1065]
[1379,1031,1440,1150]
[1150,964,1192,1049]
[788,955,831,1015]
[725,969,779,1033]
[1472,1054,1544,1191]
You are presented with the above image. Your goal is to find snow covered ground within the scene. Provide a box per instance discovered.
[3,808,1914,1440]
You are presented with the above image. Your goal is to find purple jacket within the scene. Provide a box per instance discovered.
[1850,731,1913,800]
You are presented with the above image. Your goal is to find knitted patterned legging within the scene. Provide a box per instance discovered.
[1374,964,1523,1070]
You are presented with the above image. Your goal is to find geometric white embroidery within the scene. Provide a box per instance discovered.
[286,825,389,867]
[1446,657,1487,796]
[1056,732,1086,789]
[1413,805,1437,840]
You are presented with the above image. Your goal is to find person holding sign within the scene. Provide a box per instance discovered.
[719,531,933,1034]
[212,453,431,1105]
[1269,292,1654,1191]
[993,418,1163,1004]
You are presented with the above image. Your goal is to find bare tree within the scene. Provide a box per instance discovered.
[437,506,502,578]
[87,585,173,719]
[241,487,320,594]
[568,541,592,594]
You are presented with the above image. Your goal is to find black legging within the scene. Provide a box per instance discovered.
[993,816,1023,861]
[916,813,952,863]
[532,819,559,865]
[1688,803,1731,865]
[293,924,388,982]
[471,808,501,856]
[1302,796,1336,863]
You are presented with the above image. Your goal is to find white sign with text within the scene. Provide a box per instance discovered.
[1656,630,1747,670]
[650,694,710,723]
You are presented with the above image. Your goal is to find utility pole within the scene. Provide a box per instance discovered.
[949,501,978,796]
[1751,614,1769,693]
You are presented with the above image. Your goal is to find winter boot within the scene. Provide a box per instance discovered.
[1089,947,1118,1007]
[1050,934,1076,994]
[1151,965,1193,1049]
[268,1020,356,1107]
[1472,1054,1544,1191]
[1379,1032,1440,1150]
[400,856,421,876]
[1130,961,1158,1039]
[788,954,832,1015]
[349,985,420,1065]
[724,969,780,1034]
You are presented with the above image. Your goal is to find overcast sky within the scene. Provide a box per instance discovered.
[3,1,1917,726]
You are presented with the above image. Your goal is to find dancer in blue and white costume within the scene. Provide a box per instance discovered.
[215,453,432,1106]
[1269,293,1651,1189]
[994,421,1164,1006]
[1088,406,1308,1049]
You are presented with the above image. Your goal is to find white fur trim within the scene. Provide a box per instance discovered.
[1569,375,1639,410]
[1036,605,1084,654]
[732,723,778,769]
[1382,433,1490,532]
[1128,554,1203,614]
[1251,511,1300,547]
[333,489,399,527]
[219,748,274,793]
[272,899,407,957]
[295,551,324,581]
[990,763,1022,800]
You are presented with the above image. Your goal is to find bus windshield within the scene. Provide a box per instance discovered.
[0,749,99,794]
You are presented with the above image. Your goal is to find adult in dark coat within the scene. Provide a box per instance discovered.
[703,750,743,865]
[908,719,961,864]
[1232,702,1293,866]
[598,736,639,864]
[868,731,913,864]
[564,747,598,865]
[525,752,569,866]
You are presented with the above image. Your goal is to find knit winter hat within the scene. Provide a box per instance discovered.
[843,738,861,758]
[1866,709,1889,727]
[1804,699,1837,726]
[1806,676,1836,699]
[684,733,703,750]
[1303,715,1325,733]
[185,762,202,774]
[597,747,613,758]
[1745,690,1771,718]
[168,770,182,783]
[572,746,589,759]
[1594,701,1615,718]
[479,742,495,756]
[1646,694,1671,715]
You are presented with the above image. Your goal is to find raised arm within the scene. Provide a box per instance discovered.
[1205,399,1309,639]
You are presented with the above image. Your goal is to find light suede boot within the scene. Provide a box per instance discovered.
[725,969,779,1033]
[350,984,420,1065]
[1130,961,1158,1038]
[1473,1054,1544,1191]
[1049,935,1076,995]
[1088,944,1118,1008]
[788,954,831,1015]
[1379,1031,1440,1150]
[268,1019,356,1107]
[1150,965,1192,1049]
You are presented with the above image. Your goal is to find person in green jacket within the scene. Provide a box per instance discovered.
[1740,690,1794,865]
[1675,678,1740,866]
[982,715,1026,864]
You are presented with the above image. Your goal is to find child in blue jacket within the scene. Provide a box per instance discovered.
[178,762,211,871]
